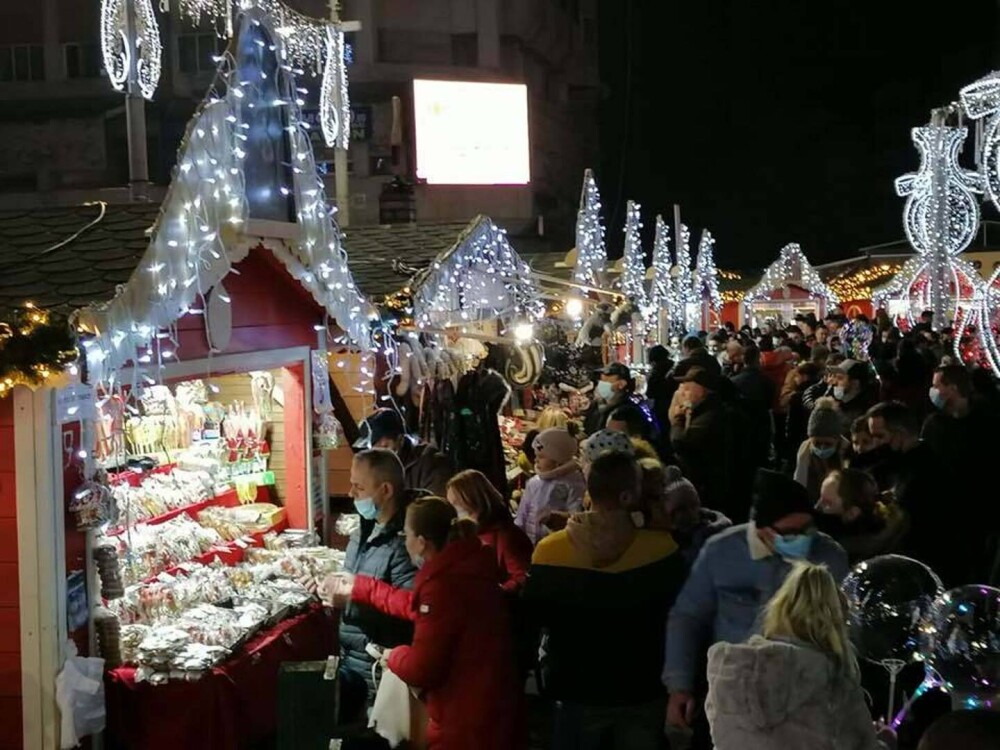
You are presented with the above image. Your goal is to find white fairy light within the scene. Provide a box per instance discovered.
[649,214,672,329]
[693,228,722,319]
[961,72,1000,214]
[411,219,543,329]
[572,169,606,287]
[319,25,351,149]
[100,0,162,99]
[744,243,839,311]
[77,10,374,384]
[671,223,694,333]
[619,200,648,308]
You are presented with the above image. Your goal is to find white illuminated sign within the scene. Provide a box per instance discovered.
[413,79,531,185]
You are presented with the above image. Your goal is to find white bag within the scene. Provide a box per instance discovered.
[367,646,411,749]
[55,641,105,749]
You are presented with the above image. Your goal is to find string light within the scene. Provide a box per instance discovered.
[961,73,1000,213]
[649,214,672,329]
[78,10,374,385]
[572,168,607,287]
[671,223,694,333]
[100,0,162,99]
[619,200,648,309]
[694,229,722,315]
[829,263,903,301]
[411,219,544,329]
[743,243,839,308]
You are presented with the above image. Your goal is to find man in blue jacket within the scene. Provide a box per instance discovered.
[338,449,418,739]
[663,468,848,740]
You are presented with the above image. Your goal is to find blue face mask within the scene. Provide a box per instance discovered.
[832,386,846,401]
[929,387,946,410]
[596,380,616,401]
[354,497,379,520]
[811,443,837,460]
[774,532,814,560]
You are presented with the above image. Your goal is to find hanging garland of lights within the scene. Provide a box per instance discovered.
[79,10,374,385]
[572,169,607,287]
[828,263,903,301]
[410,218,544,329]
[743,242,839,307]
[0,306,78,396]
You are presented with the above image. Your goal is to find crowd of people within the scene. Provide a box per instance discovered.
[306,309,1000,750]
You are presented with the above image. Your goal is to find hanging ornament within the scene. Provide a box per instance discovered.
[100,0,162,100]
[319,25,351,149]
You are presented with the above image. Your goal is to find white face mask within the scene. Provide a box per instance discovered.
[455,506,472,521]
[596,380,616,401]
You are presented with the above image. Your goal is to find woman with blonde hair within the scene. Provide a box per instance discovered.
[446,469,533,592]
[536,405,570,430]
[706,562,895,750]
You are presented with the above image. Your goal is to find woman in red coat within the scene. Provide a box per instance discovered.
[343,497,524,749]
[445,469,533,592]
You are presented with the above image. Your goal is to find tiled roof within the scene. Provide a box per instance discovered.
[341,221,473,299]
[0,202,158,314]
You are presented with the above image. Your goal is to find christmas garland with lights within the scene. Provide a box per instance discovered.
[0,307,78,394]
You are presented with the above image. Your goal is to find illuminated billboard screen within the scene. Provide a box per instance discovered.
[413,79,530,185]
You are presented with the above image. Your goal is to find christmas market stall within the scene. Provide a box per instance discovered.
[3,6,375,748]
[741,243,840,327]
[818,255,907,320]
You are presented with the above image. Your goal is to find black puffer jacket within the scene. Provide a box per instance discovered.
[339,508,418,689]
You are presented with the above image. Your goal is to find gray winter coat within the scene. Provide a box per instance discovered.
[707,636,886,750]
[339,509,418,689]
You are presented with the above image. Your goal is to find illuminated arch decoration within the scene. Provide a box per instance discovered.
[743,243,838,322]
[100,0,162,99]
[77,9,374,383]
[572,169,607,287]
[410,217,544,329]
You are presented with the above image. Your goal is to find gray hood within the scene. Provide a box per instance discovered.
[707,636,839,730]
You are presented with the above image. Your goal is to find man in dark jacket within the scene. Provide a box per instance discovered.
[672,335,723,380]
[525,452,686,749]
[829,358,877,430]
[669,367,753,524]
[729,344,776,468]
[583,362,659,437]
[339,449,418,725]
[357,408,453,497]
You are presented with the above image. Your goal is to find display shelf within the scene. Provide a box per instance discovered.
[106,484,271,537]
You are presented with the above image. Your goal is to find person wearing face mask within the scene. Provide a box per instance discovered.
[583,362,634,436]
[827,359,877,429]
[336,448,419,734]
[664,469,847,742]
[328,497,524,750]
[445,469,532,592]
[793,397,849,502]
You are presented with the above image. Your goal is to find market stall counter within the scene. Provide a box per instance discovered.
[105,604,337,750]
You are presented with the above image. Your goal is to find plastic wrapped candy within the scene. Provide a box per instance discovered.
[921,585,1000,699]
[842,554,943,664]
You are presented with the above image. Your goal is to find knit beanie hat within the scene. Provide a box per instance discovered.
[532,428,578,466]
[808,397,845,438]
[751,468,813,528]
[581,429,635,465]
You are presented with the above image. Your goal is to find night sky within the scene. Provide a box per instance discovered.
[598,0,999,270]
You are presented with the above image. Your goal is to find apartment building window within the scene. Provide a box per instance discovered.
[178,33,224,74]
[65,42,102,79]
[0,45,45,82]
[451,33,478,67]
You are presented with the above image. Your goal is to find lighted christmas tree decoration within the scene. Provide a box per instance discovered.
[619,200,649,309]
[744,243,839,308]
[572,169,607,287]
[78,9,374,384]
[410,218,544,330]
[649,214,673,321]
[672,223,694,333]
[694,229,723,315]
[100,0,162,99]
